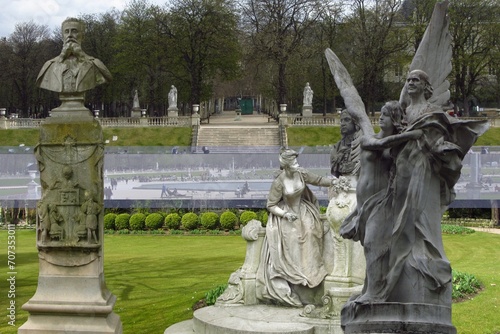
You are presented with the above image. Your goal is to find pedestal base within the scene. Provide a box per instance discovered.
[168,107,179,117]
[18,310,122,334]
[341,302,456,334]
[131,108,142,118]
[302,106,313,117]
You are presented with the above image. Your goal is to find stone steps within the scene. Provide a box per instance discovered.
[197,126,280,147]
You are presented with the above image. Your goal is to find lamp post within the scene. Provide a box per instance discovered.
[94,110,99,118]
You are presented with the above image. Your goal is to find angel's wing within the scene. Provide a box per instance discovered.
[325,48,374,137]
[400,0,452,109]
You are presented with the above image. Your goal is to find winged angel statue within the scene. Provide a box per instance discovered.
[325,0,489,314]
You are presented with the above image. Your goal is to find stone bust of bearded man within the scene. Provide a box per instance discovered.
[36,17,112,93]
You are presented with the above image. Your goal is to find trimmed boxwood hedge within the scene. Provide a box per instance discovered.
[130,213,146,231]
[164,213,182,230]
[220,211,238,230]
[115,213,131,230]
[145,213,164,230]
[239,210,257,226]
[104,213,117,230]
[181,212,199,230]
[200,212,219,229]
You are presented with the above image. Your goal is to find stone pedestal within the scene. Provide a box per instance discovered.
[168,107,179,117]
[19,114,122,333]
[322,176,365,317]
[341,303,456,334]
[302,105,313,117]
[131,107,142,118]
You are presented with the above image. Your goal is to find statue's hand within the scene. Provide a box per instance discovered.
[284,212,298,222]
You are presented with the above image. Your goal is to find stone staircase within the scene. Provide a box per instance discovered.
[194,112,281,153]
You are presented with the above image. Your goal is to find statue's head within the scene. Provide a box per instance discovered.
[406,70,433,100]
[62,165,73,180]
[62,17,84,45]
[340,109,358,136]
[380,101,404,134]
[279,148,299,170]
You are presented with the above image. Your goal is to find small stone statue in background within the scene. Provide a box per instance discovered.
[36,17,112,93]
[303,82,313,106]
[168,85,178,109]
[133,90,140,109]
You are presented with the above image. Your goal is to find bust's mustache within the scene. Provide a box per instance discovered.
[60,40,85,61]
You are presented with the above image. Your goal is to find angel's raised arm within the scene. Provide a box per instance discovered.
[325,48,374,137]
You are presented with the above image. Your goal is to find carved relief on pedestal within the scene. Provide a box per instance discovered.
[34,135,104,249]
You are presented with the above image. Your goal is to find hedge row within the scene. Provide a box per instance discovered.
[103,210,268,231]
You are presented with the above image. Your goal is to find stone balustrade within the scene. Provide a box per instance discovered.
[0,116,192,129]
[1,114,497,130]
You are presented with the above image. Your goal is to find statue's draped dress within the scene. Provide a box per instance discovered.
[257,169,334,306]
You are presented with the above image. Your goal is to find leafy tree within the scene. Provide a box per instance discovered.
[242,0,325,105]
[336,0,410,114]
[167,0,241,106]
[7,21,50,117]
[448,0,500,115]
[79,12,120,116]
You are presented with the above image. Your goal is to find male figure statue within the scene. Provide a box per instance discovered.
[330,110,361,177]
[36,17,112,93]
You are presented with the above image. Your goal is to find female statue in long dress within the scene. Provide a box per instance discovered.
[256,148,336,306]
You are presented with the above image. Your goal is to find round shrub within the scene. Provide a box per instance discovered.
[129,213,146,231]
[220,211,238,230]
[200,212,219,230]
[164,213,182,230]
[145,213,164,230]
[104,213,117,230]
[181,212,199,230]
[257,210,269,226]
[115,213,130,230]
[239,210,257,226]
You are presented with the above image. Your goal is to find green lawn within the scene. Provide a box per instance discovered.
[0,230,499,334]
[1,125,499,147]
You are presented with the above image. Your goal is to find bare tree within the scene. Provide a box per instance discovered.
[242,0,326,105]
[336,0,409,114]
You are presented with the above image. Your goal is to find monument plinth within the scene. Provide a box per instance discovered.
[19,17,122,334]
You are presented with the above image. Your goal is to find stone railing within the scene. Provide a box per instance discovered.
[279,114,498,127]
[99,116,192,128]
[0,116,192,129]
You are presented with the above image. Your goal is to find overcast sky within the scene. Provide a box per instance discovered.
[0,0,166,39]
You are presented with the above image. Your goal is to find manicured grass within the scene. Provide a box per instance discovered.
[103,127,192,147]
[287,126,500,147]
[0,229,499,333]
[0,124,499,147]
[0,127,192,147]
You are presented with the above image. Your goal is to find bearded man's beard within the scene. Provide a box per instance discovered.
[61,40,85,61]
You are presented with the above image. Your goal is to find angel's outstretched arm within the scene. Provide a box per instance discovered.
[325,48,374,137]
[362,130,423,150]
